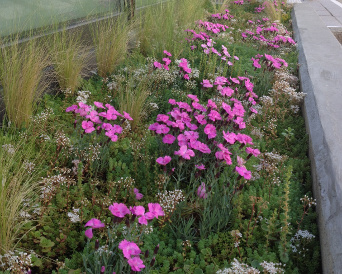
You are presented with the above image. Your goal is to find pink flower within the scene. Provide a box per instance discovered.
[195,164,206,170]
[187,94,199,102]
[82,121,95,133]
[163,50,172,56]
[109,203,130,218]
[163,57,171,66]
[123,111,133,121]
[155,124,170,134]
[223,130,237,145]
[66,105,78,112]
[237,156,246,166]
[119,239,141,259]
[195,114,207,125]
[220,87,234,97]
[127,256,145,272]
[94,101,105,109]
[145,203,164,220]
[236,166,252,180]
[84,218,105,239]
[156,114,170,123]
[133,188,143,200]
[184,74,190,80]
[163,134,176,144]
[208,110,222,122]
[138,215,148,225]
[197,183,208,199]
[204,124,217,139]
[154,61,163,69]
[234,117,246,129]
[156,156,172,165]
[202,79,213,88]
[246,147,260,157]
[130,206,145,216]
[215,144,232,165]
[174,145,195,160]
[207,99,218,109]
[169,99,177,105]
[192,102,207,112]
[177,134,188,146]
[184,131,199,142]
[236,134,253,145]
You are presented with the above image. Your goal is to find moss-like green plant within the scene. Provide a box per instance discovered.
[0,37,49,127]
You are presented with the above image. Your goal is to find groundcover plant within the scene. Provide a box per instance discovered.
[0,0,321,273]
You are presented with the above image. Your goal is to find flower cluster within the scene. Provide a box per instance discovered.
[66,101,133,142]
[149,92,260,180]
[251,53,288,70]
[118,240,145,271]
[211,9,234,21]
[197,20,229,34]
[242,22,295,48]
[84,202,164,272]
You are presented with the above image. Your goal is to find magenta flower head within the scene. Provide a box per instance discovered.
[145,203,165,220]
[82,121,95,133]
[162,134,176,144]
[128,256,146,272]
[195,164,206,170]
[133,188,143,200]
[156,156,172,165]
[109,203,130,218]
[123,111,133,121]
[84,218,105,239]
[163,50,172,56]
[236,166,252,180]
[201,79,213,88]
[197,183,208,199]
[66,105,78,113]
[119,239,141,259]
[94,102,105,109]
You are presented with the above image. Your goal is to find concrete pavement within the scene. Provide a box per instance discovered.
[292,0,342,273]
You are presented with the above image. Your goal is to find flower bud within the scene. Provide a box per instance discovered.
[150,257,156,267]
[145,249,149,258]
[95,239,100,250]
[100,266,105,274]
[125,218,130,228]
[154,244,160,255]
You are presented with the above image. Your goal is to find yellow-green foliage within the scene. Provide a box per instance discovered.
[92,15,130,77]
[0,140,42,255]
[118,83,150,131]
[138,0,206,58]
[0,37,49,127]
[49,27,90,93]
[264,0,282,22]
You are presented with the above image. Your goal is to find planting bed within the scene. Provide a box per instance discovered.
[0,0,321,273]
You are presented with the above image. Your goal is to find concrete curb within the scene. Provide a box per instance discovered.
[292,3,342,273]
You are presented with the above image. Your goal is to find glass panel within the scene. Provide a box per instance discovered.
[0,0,162,37]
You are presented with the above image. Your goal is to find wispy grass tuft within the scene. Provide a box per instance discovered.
[138,0,206,58]
[92,15,130,78]
[118,81,150,131]
[263,0,282,22]
[49,27,90,93]
[0,37,49,128]
[0,138,43,255]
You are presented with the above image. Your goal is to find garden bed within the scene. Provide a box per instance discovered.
[0,0,321,273]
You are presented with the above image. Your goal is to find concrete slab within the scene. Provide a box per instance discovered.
[320,15,342,26]
[292,3,342,273]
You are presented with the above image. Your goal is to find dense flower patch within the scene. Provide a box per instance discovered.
[0,0,321,273]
